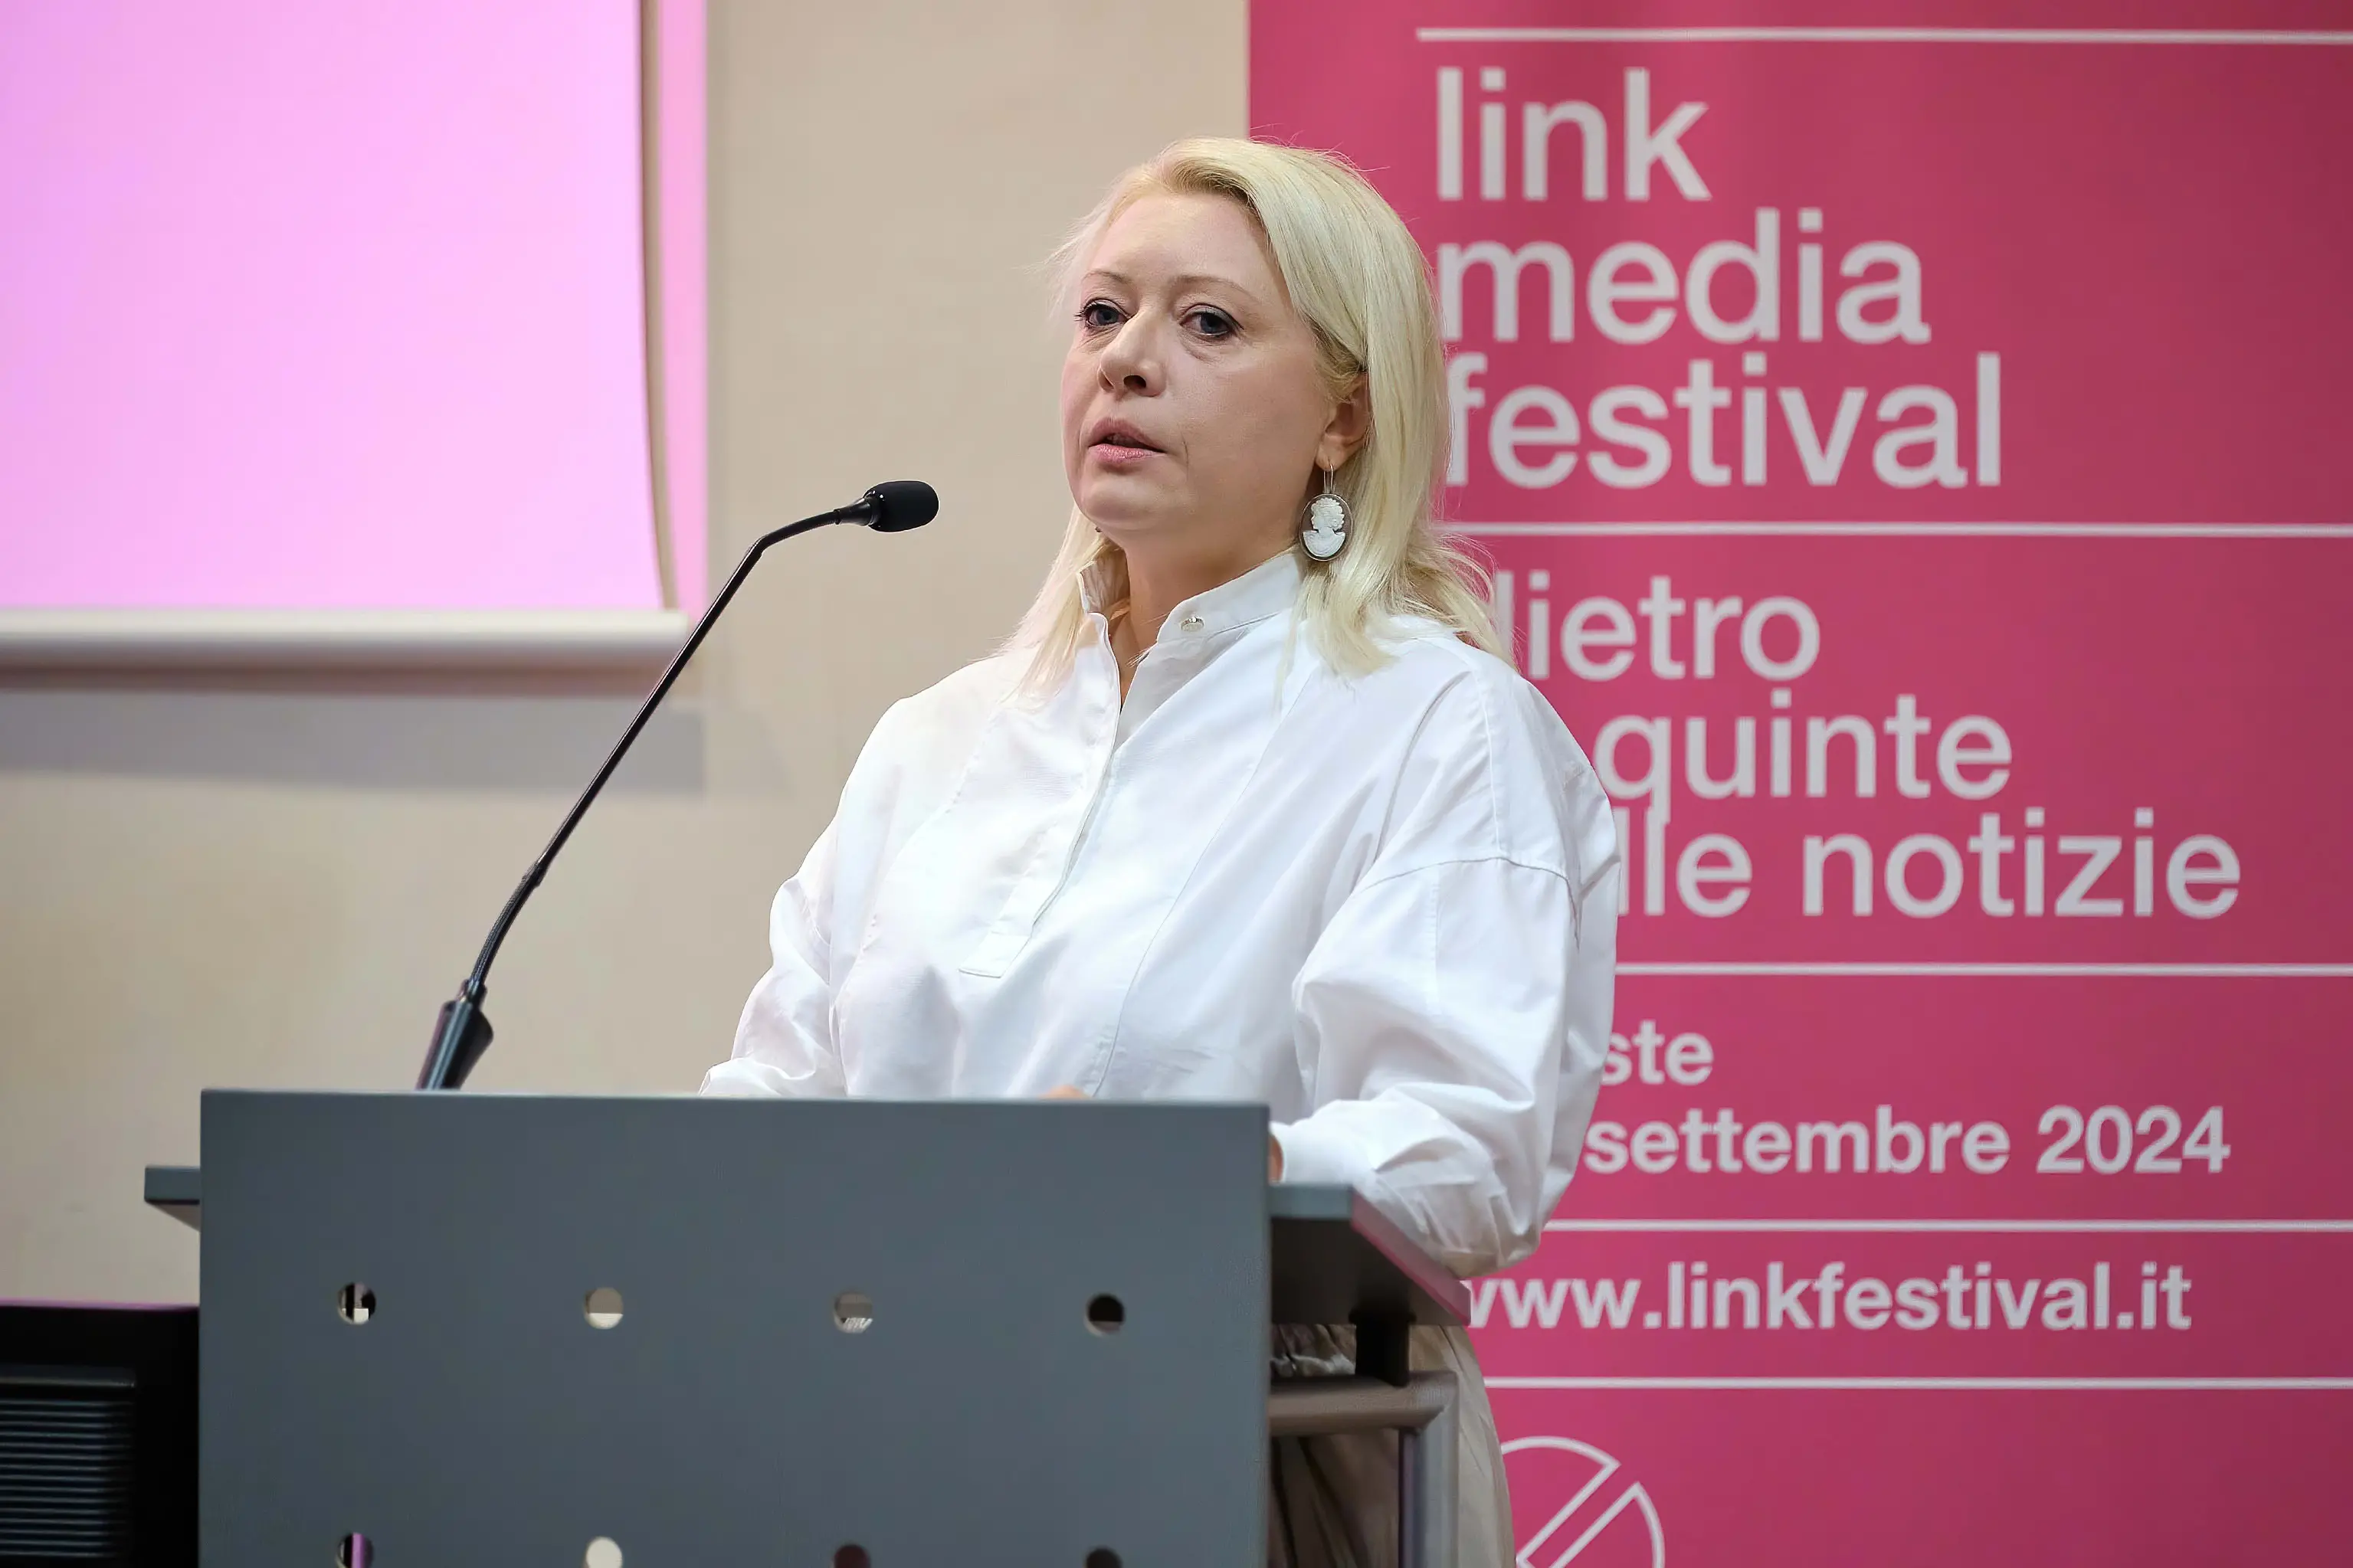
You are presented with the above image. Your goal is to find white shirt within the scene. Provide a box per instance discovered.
[703,550,1619,1276]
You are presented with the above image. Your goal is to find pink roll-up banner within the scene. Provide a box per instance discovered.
[1254,2,2352,1560]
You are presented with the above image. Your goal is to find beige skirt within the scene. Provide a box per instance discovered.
[1267,1324,1511,1567]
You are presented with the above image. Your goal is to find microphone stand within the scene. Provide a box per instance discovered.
[415,483,934,1089]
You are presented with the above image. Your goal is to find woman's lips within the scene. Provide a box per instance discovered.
[1089,439,1162,467]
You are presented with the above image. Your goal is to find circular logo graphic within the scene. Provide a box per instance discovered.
[1503,1435,1666,1568]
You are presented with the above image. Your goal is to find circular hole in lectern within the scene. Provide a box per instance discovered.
[584,1536,623,1568]
[584,1287,625,1329]
[1085,1294,1126,1334]
[1086,1550,1122,1568]
[832,1292,875,1334]
[336,1285,375,1325]
[833,1547,871,1568]
[336,1533,373,1568]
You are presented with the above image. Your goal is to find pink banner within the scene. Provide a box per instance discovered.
[1254,3,2353,1560]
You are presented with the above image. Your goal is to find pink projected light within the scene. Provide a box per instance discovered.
[0,0,705,649]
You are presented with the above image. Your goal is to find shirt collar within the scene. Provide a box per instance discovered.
[1079,548,1301,640]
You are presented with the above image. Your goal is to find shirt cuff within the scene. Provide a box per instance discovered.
[700,1058,801,1097]
[1269,1117,1372,1193]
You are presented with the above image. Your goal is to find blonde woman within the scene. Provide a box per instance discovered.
[705,138,1619,1563]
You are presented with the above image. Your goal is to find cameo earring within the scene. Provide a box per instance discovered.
[1300,464,1349,561]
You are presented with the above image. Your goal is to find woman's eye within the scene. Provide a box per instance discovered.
[1187,308,1237,339]
[1078,300,1123,331]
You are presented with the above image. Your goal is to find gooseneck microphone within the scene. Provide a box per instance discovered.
[415,480,939,1090]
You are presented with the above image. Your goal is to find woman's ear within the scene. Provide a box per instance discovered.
[1316,375,1372,471]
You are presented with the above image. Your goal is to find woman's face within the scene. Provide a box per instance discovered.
[1060,191,1356,572]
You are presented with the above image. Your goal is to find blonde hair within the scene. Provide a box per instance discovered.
[1012,137,1500,684]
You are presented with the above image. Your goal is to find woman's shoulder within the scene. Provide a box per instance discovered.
[1342,618,1608,878]
[1363,617,1583,754]
[858,649,1026,778]
[821,650,1028,866]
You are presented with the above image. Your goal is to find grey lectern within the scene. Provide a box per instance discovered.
[165,1091,1469,1566]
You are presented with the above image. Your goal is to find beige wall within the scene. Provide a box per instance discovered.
[0,0,1246,1304]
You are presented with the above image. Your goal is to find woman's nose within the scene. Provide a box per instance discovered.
[1098,318,1163,394]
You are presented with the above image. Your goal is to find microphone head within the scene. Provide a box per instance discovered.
[862,480,939,532]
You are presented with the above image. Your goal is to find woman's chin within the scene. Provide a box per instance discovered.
[1073,484,1185,541]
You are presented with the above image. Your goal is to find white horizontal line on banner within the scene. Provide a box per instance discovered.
[1451,522,2353,538]
[1486,1377,2353,1390]
[1417,28,2353,47]
[1616,963,2353,977]
[1543,1219,2353,1233]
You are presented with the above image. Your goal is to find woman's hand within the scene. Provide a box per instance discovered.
[1046,1085,1285,1179]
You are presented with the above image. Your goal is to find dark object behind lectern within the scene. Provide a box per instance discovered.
[0,1304,196,1566]
[198,1091,1275,1563]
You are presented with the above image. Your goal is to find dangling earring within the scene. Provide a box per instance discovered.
[1300,463,1349,561]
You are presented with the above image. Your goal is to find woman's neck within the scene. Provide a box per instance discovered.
[1109,534,1289,692]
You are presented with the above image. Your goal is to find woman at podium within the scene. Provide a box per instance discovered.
[704,138,1618,1565]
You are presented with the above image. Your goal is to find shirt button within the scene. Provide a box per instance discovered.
[1180,615,1205,633]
